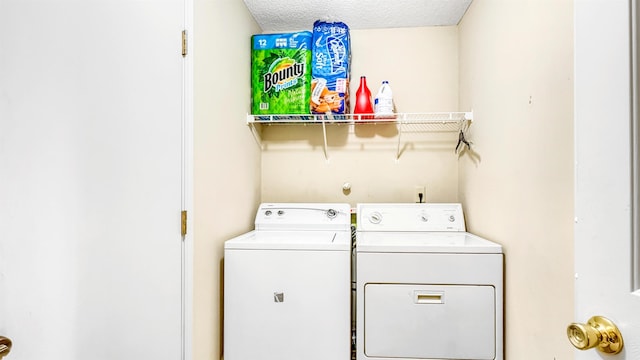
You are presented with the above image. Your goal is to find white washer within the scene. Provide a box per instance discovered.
[356,203,504,360]
[224,203,352,360]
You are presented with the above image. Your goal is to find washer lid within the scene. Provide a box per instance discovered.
[224,230,351,251]
[356,232,502,254]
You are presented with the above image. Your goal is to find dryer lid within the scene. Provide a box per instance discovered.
[356,232,502,254]
[225,230,351,251]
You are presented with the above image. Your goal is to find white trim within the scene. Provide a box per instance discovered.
[632,0,640,292]
[181,0,194,358]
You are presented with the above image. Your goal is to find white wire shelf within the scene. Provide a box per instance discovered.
[246,112,473,161]
[247,112,473,124]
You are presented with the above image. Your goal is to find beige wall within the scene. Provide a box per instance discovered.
[458,1,574,359]
[194,0,261,359]
[261,27,462,205]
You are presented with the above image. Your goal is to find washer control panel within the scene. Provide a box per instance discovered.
[255,203,351,231]
[357,203,466,232]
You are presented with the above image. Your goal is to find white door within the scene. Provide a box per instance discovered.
[0,1,187,359]
[574,0,640,358]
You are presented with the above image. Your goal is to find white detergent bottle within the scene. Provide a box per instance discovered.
[374,80,395,119]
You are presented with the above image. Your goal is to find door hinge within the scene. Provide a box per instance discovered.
[181,30,188,57]
[181,210,187,236]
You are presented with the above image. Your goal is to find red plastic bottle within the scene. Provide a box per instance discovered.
[354,76,374,120]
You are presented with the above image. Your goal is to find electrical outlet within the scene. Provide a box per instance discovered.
[414,185,426,203]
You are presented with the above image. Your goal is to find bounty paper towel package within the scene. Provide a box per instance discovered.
[310,20,351,115]
[251,31,312,115]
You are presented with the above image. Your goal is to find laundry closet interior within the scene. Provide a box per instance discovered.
[193,1,574,359]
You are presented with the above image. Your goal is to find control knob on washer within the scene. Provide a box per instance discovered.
[369,212,382,224]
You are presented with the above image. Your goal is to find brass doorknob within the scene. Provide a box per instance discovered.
[0,336,12,359]
[567,316,623,354]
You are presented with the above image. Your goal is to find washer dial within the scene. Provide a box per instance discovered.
[369,212,383,224]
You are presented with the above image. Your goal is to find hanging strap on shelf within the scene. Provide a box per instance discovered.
[455,120,472,154]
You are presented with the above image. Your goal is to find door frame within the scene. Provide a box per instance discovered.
[182,0,194,358]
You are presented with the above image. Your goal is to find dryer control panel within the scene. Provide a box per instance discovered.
[357,203,466,232]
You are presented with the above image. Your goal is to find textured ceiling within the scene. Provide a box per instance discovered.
[243,0,473,32]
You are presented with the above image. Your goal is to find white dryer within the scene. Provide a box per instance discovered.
[356,203,503,360]
[224,203,352,360]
